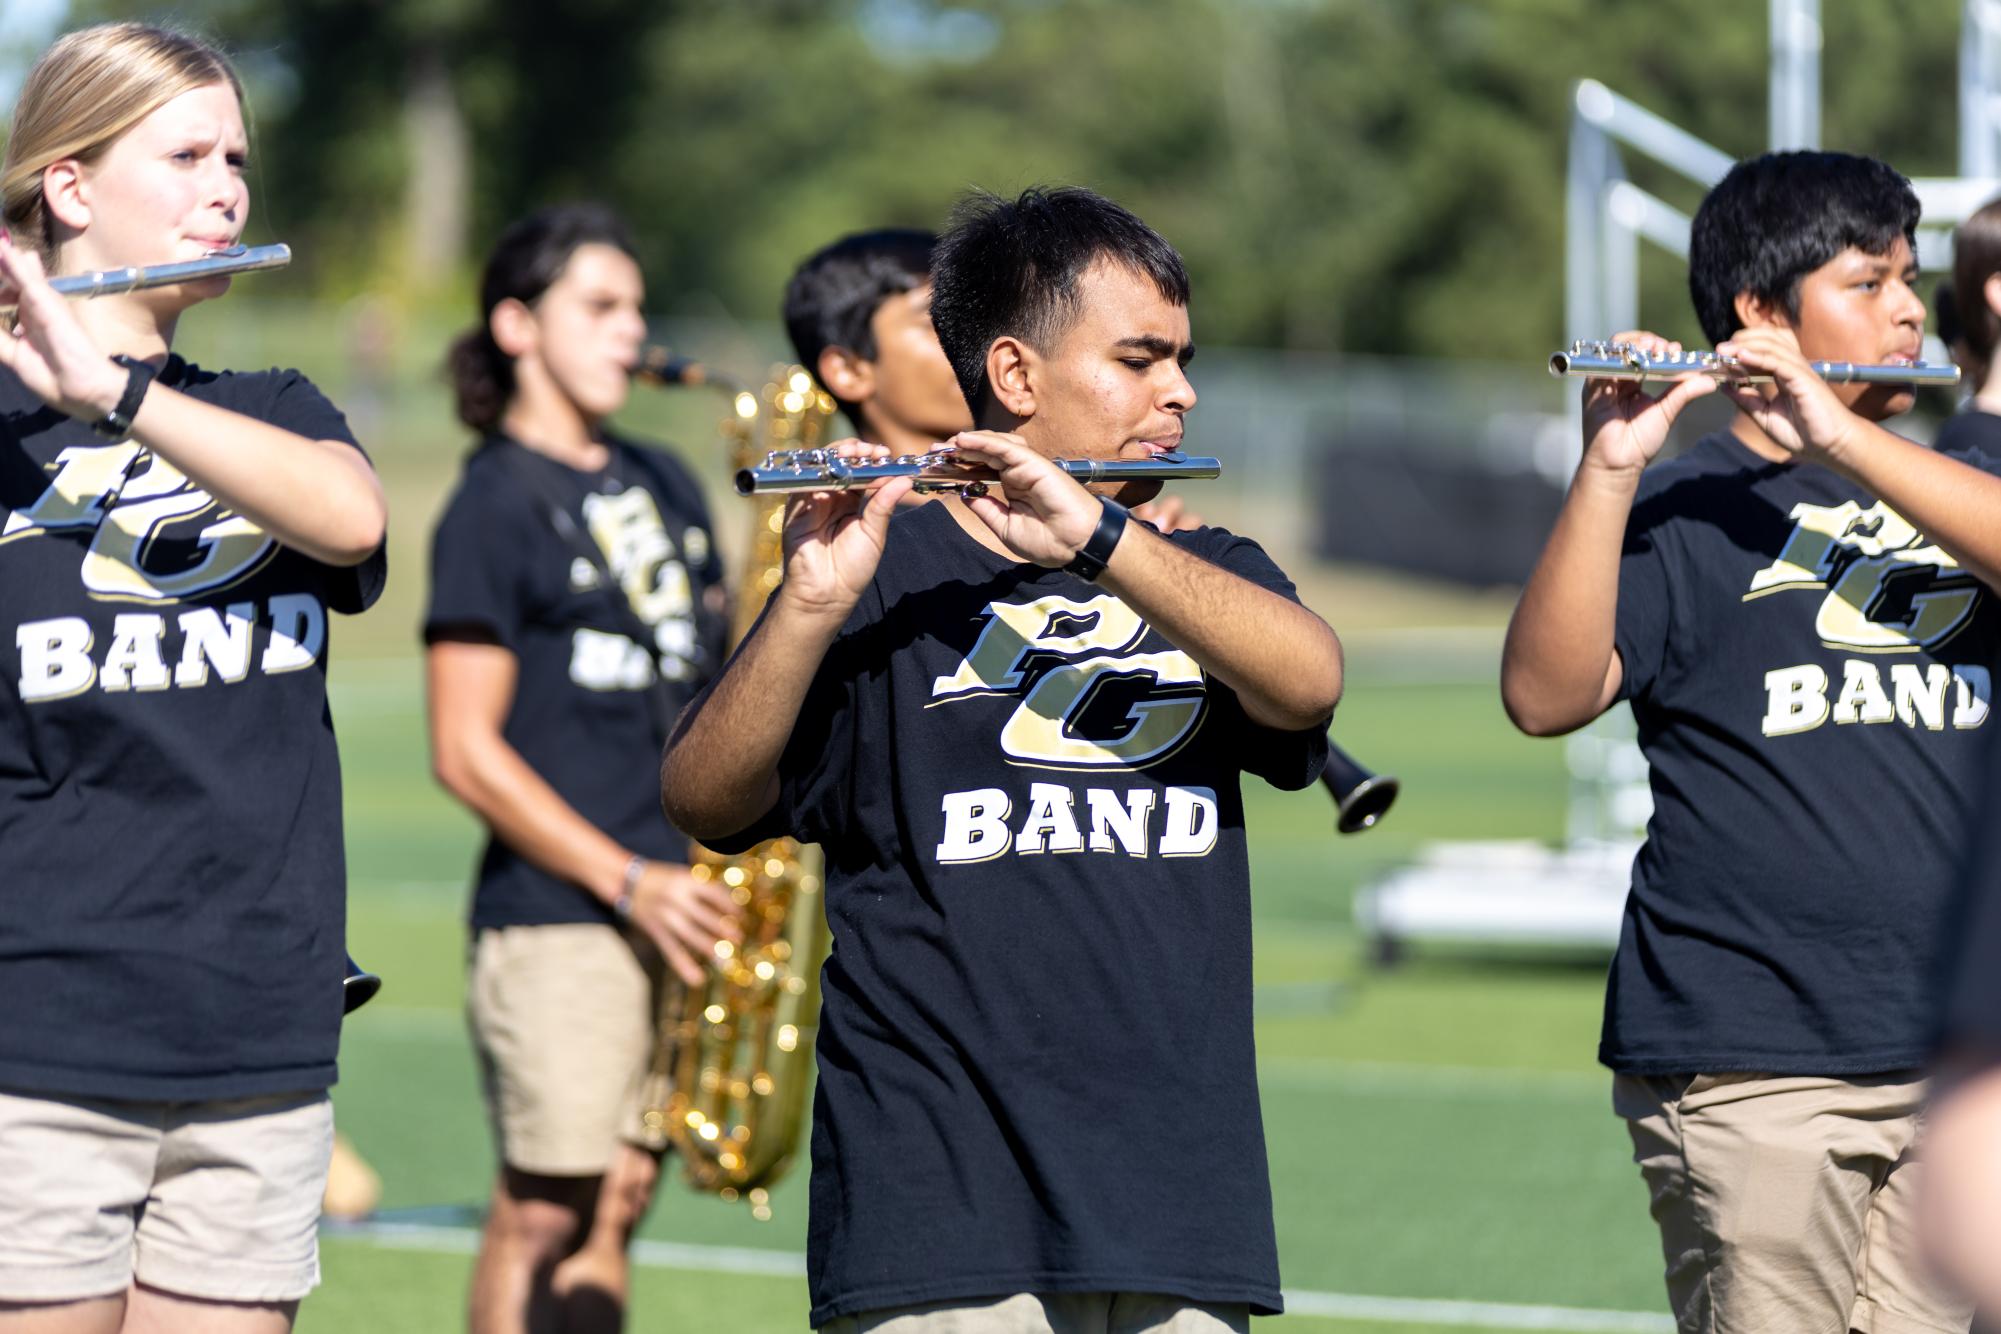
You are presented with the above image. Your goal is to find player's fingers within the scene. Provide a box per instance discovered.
[1720,384,1769,417]
[1660,375,1718,413]
[655,930,707,989]
[1612,329,1671,358]
[860,476,912,532]
[686,880,742,929]
[962,492,1010,532]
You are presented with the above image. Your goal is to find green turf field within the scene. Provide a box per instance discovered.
[316,662,1669,1334]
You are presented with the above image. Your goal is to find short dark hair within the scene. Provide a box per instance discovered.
[448,203,640,431]
[781,228,937,421]
[1950,195,2001,384]
[1688,151,1920,346]
[930,186,1191,414]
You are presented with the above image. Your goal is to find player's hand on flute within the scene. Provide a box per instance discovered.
[0,232,129,423]
[1715,326,1862,465]
[626,861,742,988]
[946,430,1105,567]
[1580,329,1717,477]
[777,440,912,621]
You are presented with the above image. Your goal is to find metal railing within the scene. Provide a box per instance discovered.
[1557,0,2001,851]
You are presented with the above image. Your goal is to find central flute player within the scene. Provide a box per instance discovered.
[662,186,1341,1332]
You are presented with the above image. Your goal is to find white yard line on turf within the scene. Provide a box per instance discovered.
[1283,1289,1670,1332]
[349,1220,806,1278]
[1258,1056,1604,1098]
[330,1220,1671,1333]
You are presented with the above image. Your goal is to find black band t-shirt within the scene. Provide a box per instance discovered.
[1941,727,2001,1060]
[1607,429,2001,1075]
[0,357,386,1102]
[711,502,1328,1325]
[424,436,727,929]
[1936,411,2001,1061]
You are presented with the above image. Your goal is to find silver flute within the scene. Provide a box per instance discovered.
[1549,339,1960,387]
[736,447,1222,497]
[49,243,291,298]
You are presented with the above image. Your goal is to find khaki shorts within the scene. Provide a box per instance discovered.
[820,1292,1249,1334]
[1614,1071,1972,1334]
[0,1087,331,1304]
[468,922,666,1177]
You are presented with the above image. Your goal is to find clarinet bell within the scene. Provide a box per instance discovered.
[343,954,382,1015]
[1322,742,1400,835]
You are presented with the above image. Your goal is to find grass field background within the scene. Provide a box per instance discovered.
[170,301,1665,1332]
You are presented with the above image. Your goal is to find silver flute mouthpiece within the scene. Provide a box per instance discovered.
[1548,339,1960,387]
[735,448,1223,497]
[49,243,292,298]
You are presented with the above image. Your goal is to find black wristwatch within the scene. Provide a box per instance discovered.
[90,355,156,439]
[1062,497,1130,582]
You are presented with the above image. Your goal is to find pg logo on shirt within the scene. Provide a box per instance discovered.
[5,446,323,704]
[572,487,707,686]
[1746,499,1981,652]
[1749,500,1991,737]
[926,594,1218,863]
[3,443,275,601]
[929,594,1209,769]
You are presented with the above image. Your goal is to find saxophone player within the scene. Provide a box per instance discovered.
[782,227,972,460]
[664,186,1343,1332]
[423,204,736,1334]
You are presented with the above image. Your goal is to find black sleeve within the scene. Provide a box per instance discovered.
[423,466,536,650]
[1178,526,1331,792]
[1612,494,1674,704]
[698,598,867,854]
[1942,732,2001,1061]
[1933,411,2001,475]
[264,369,387,614]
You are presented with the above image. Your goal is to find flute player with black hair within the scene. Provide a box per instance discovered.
[665,185,1342,1332]
[1504,149,2001,1334]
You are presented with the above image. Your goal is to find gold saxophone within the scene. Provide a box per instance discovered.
[638,367,838,1221]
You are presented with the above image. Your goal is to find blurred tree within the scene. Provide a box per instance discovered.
[69,0,671,300]
[34,0,1976,354]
